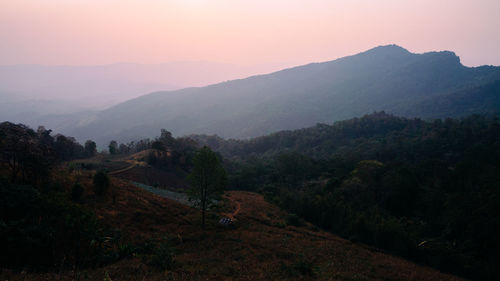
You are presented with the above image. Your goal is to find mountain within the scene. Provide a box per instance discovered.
[0,61,288,121]
[59,45,500,145]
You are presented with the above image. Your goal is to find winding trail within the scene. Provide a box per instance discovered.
[108,160,142,175]
[229,200,241,219]
[222,194,241,220]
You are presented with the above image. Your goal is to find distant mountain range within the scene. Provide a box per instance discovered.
[54,44,499,146]
[3,45,499,146]
[0,61,288,118]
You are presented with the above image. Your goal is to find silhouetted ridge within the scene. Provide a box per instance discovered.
[361,44,411,56]
[59,45,500,146]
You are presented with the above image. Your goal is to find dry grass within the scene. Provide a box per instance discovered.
[0,170,464,281]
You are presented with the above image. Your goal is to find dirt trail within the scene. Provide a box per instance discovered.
[222,193,241,220]
[228,200,241,219]
[108,160,140,175]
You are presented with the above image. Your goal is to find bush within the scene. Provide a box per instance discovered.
[374,218,411,254]
[349,214,374,244]
[93,171,110,196]
[281,255,316,277]
[286,213,302,227]
[149,242,174,270]
[118,243,137,259]
[0,179,108,269]
[71,182,84,202]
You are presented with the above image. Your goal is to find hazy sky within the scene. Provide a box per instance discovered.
[1,0,499,67]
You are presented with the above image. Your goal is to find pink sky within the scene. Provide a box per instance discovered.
[1,0,499,67]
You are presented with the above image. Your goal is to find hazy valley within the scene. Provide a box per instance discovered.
[1,8,500,279]
[7,45,498,147]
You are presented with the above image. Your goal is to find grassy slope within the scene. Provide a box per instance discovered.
[1,168,463,281]
[69,151,189,190]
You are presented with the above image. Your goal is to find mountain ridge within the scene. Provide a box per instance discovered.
[51,45,500,145]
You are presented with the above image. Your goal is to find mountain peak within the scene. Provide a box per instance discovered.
[354,45,462,67]
[425,50,461,64]
[363,44,411,55]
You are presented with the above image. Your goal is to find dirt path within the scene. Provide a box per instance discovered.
[108,160,140,175]
[228,200,241,219]
[222,194,241,220]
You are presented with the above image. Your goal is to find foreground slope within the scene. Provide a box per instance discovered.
[1,174,462,280]
[67,45,500,145]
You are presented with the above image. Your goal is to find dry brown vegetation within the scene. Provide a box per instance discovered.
[69,151,189,190]
[1,166,464,281]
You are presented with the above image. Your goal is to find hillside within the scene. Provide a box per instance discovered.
[192,112,500,280]
[191,111,500,160]
[0,171,463,281]
[3,116,496,280]
[64,45,500,146]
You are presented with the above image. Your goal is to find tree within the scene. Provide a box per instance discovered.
[84,140,97,157]
[0,122,55,184]
[151,140,165,151]
[0,122,33,182]
[159,129,175,148]
[118,143,130,154]
[54,135,84,160]
[108,140,118,155]
[188,146,227,229]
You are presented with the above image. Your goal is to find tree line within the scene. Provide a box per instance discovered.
[195,112,500,280]
[0,122,124,271]
[0,122,98,185]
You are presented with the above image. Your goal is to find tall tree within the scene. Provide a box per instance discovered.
[188,146,227,229]
[108,140,118,155]
[93,170,110,196]
[0,122,55,184]
[84,140,97,157]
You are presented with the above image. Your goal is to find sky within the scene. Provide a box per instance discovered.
[1,0,500,67]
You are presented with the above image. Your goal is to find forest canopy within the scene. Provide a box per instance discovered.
[194,112,500,280]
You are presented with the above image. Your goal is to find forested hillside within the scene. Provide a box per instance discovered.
[0,120,465,280]
[194,112,500,280]
[63,45,500,146]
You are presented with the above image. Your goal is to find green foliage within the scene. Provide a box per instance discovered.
[188,146,227,229]
[71,182,85,202]
[146,129,197,171]
[53,134,85,161]
[0,179,114,269]
[118,243,137,259]
[76,45,500,143]
[374,218,411,254]
[149,242,174,270]
[93,171,110,196]
[84,140,97,157]
[286,213,302,227]
[108,140,118,155]
[0,122,94,186]
[214,113,500,280]
[0,122,55,184]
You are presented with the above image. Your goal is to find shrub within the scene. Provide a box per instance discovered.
[149,242,174,270]
[374,218,411,255]
[286,213,302,227]
[281,256,316,277]
[118,243,137,259]
[0,179,108,269]
[93,171,110,196]
[71,182,85,202]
